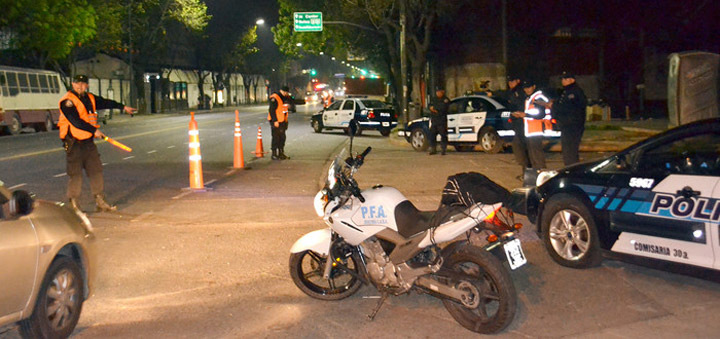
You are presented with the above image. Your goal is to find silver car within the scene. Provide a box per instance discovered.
[0,180,96,338]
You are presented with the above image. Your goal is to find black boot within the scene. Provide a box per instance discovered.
[68,198,81,212]
[279,148,290,160]
[271,149,280,160]
[95,194,117,212]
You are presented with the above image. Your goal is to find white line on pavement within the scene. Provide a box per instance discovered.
[123,156,135,160]
[167,145,176,149]
[206,179,217,185]
[171,190,193,200]
[54,173,67,178]
[8,183,27,190]
[147,150,157,154]
[102,162,109,166]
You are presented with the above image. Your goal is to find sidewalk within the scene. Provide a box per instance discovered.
[558,118,668,153]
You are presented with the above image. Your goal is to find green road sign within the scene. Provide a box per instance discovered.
[294,12,322,32]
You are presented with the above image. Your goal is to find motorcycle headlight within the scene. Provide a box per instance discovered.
[536,170,558,187]
[313,190,329,217]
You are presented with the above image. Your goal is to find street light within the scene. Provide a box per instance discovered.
[256,18,265,25]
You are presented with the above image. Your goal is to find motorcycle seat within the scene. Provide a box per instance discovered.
[394,200,435,238]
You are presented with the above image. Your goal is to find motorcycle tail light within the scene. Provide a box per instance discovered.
[484,206,512,230]
[513,223,523,230]
[551,118,557,124]
[486,234,499,243]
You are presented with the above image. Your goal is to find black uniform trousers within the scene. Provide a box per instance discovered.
[428,120,448,152]
[270,121,288,151]
[512,134,530,169]
[526,136,546,169]
[561,126,584,166]
[66,139,104,199]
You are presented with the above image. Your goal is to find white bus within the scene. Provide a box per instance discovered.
[0,66,64,135]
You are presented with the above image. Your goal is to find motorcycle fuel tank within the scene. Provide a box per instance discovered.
[330,186,407,246]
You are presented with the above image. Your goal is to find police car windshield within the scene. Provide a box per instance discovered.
[360,100,387,109]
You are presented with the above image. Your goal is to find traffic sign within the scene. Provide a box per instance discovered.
[294,12,322,32]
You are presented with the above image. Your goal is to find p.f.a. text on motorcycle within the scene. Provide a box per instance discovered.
[288,123,527,334]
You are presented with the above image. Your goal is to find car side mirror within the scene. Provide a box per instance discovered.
[10,190,34,217]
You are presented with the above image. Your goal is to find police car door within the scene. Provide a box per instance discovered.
[446,98,466,142]
[338,100,355,128]
[323,100,343,128]
[462,98,490,142]
[607,130,720,268]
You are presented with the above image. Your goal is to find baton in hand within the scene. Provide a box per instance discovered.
[103,136,132,152]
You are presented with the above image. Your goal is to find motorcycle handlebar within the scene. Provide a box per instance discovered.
[360,146,372,158]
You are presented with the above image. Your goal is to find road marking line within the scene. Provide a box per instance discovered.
[172,190,193,200]
[131,211,153,223]
[8,183,27,190]
[167,145,176,149]
[54,173,67,178]
[147,150,157,154]
[102,162,109,166]
[123,156,135,160]
[206,179,217,185]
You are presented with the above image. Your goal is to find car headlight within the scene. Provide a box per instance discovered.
[536,170,558,187]
[313,190,329,217]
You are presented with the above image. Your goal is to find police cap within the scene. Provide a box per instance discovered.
[522,80,536,88]
[506,74,521,81]
[560,71,575,79]
[281,85,290,92]
[73,74,89,83]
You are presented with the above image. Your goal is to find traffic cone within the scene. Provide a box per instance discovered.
[233,110,245,169]
[188,112,205,190]
[251,126,266,158]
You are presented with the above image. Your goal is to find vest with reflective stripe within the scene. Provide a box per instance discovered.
[523,91,548,137]
[58,92,98,140]
[267,93,289,123]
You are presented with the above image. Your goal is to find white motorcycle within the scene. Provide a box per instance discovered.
[289,129,527,334]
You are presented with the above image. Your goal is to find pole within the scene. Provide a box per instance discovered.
[127,0,135,107]
[400,0,409,124]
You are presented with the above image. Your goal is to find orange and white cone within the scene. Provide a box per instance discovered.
[188,112,205,189]
[251,126,265,158]
[233,110,245,169]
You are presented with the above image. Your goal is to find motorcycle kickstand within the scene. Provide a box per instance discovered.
[367,292,388,321]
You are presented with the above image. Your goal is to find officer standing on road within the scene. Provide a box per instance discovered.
[512,81,549,170]
[428,88,450,155]
[553,71,587,166]
[500,75,530,177]
[59,74,136,212]
[268,85,291,160]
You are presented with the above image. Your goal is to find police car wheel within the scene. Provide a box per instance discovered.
[541,194,602,268]
[312,119,323,133]
[410,128,429,151]
[478,127,503,154]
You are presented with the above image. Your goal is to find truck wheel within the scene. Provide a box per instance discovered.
[380,128,391,137]
[8,113,22,135]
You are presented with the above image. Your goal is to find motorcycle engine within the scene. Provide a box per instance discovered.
[361,238,400,287]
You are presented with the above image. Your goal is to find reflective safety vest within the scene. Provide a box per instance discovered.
[523,91,550,137]
[267,93,289,123]
[58,92,98,140]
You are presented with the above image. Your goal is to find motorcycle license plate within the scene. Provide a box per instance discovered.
[503,239,527,270]
[382,122,390,127]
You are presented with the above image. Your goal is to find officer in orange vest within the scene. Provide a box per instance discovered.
[511,80,548,169]
[268,85,291,160]
[59,74,136,212]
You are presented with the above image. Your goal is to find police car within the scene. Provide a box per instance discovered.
[401,95,561,153]
[310,97,397,136]
[527,118,720,273]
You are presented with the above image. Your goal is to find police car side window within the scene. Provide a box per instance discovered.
[342,100,355,110]
[448,99,464,114]
[467,98,490,113]
[636,132,720,176]
[327,101,343,110]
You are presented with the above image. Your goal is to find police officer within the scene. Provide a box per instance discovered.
[59,74,136,212]
[553,71,587,166]
[268,86,291,160]
[428,88,450,155]
[500,75,530,176]
[512,81,549,170]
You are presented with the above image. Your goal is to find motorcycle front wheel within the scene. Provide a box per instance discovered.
[289,250,362,301]
[440,246,517,334]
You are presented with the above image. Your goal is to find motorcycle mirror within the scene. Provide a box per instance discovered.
[9,190,34,217]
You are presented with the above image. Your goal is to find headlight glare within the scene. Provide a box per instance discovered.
[536,170,559,187]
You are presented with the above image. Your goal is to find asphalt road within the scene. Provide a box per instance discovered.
[1,104,719,338]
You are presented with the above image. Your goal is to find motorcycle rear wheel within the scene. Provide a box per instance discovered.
[289,250,362,301]
[440,246,517,334]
